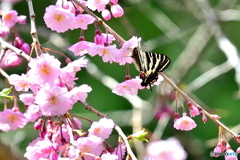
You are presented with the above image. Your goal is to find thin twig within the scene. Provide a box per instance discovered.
[0,38,31,61]
[160,73,239,138]
[26,0,42,55]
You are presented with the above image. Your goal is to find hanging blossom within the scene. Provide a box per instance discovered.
[88,118,115,139]
[8,73,30,92]
[2,10,18,28]
[35,83,73,116]
[28,53,62,86]
[112,76,144,96]
[86,0,109,12]
[43,5,75,33]
[0,109,28,132]
[173,113,197,131]
[113,75,164,95]
[73,14,95,30]
[117,36,138,65]
[68,41,93,56]
[88,44,120,63]
[146,137,187,160]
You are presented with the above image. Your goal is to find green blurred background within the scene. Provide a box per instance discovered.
[1,0,240,159]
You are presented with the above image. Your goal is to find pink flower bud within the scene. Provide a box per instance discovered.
[202,112,207,123]
[110,0,118,5]
[94,30,105,45]
[17,15,27,24]
[15,37,24,48]
[20,43,31,54]
[34,118,43,130]
[125,74,131,80]
[5,51,22,66]
[111,4,124,18]
[102,9,112,21]
[174,112,180,122]
[211,114,221,120]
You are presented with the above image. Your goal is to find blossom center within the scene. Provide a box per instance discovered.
[182,120,189,125]
[101,48,110,55]
[5,14,12,20]
[49,96,60,105]
[54,14,66,22]
[40,64,51,76]
[82,146,90,153]
[7,114,18,122]
[94,127,101,134]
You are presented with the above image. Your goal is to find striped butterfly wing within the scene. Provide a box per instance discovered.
[132,47,171,87]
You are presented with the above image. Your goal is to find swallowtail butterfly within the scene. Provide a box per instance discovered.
[132,39,171,89]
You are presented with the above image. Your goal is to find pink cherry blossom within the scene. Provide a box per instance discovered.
[173,114,197,131]
[61,57,88,87]
[111,4,124,18]
[187,102,200,117]
[74,14,95,30]
[43,5,75,33]
[102,9,112,20]
[87,0,109,12]
[146,137,187,160]
[35,84,73,116]
[112,77,144,96]
[2,10,18,28]
[225,148,238,160]
[0,50,22,67]
[76,135,103,159]
[24,104,42,122]
[0,109,28,132]
[88,44,119,63]
[9,74,30,91]
[68,41,93,56]
[69,84,92,103]
[24,138,55,160]
[118,36,138,65]
[88,118,114,139]
[28,53,62,85]
[19,93,35,106]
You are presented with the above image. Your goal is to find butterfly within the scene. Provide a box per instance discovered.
[131,38,171,89]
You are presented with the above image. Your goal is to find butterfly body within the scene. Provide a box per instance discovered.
[132,46,171,88]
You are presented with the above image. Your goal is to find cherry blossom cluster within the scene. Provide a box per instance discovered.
[1,0,239,160]
[6,53,124,159]
[24,118,123,160]
[0,10,30,68]
[43,0,123,33]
